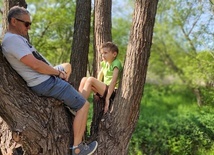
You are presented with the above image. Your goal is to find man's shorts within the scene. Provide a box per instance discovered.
[54,65,65,72]
[30,76,86,111]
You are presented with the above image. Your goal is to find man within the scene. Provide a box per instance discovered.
[2,6,97,155]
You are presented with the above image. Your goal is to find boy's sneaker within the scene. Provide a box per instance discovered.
[71,141,98,155]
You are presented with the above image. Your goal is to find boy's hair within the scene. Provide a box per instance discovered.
[101,42,119,54]
[8,6,30,23]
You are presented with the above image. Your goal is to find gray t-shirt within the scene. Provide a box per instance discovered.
[2,32,50,87]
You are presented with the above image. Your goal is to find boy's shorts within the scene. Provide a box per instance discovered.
[96,85,117,101]
[30,76,86,111]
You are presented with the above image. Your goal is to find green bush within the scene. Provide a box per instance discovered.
[129,84,214,155]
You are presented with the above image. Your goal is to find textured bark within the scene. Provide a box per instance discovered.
[90,0,112,144]
[0,1,73,154]
[93,0,112,77]
[0,117,21,155]
[70,0,91,89]
[96,0,159,154]
[0,47,72,155]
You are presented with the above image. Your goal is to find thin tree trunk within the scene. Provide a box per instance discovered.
[70,0,91,89]
[93,0,112,77]
[91,0,112,140]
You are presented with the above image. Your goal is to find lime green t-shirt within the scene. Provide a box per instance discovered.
[100,58,123,89]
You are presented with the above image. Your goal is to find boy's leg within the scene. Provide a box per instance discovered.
[78,77,88,92]
[81,77,106,99]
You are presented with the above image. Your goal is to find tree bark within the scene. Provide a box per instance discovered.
[96,0,159,154]
[0,47,72,155]
[0,1,73,154]
[70,0,91,89]
[0,117,21,155]
[90,0,112,140]
[93,0,112,77]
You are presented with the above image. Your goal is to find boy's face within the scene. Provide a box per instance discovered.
[101,48,117,62]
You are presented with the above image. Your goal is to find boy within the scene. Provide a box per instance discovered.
[79,42,123,113]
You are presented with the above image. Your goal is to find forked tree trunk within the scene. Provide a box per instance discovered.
[95,0,159,154]
[1,0,159,154]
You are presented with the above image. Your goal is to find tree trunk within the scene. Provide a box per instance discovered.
[0,0,73,154]
[0,117,21,155]
[0,47,72,155]
[93,0,112,77]
[96,0,159,154]
[70,0,91,89]
[90,0,112,140]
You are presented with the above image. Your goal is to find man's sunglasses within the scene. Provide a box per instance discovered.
[14,18,31,27]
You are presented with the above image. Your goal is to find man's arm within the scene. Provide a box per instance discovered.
[20,54,66,78]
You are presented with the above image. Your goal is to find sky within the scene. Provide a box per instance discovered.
[112,0,133,17]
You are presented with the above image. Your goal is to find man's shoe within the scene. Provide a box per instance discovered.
[72,141,98,155]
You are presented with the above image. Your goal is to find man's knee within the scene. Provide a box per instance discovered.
[62,63,71,74]
[79,101,90,111]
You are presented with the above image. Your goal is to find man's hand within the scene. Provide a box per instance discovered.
[58,70,67,81]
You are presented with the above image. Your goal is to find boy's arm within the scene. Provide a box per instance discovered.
[104,67,119,113]
[97,69,104,81]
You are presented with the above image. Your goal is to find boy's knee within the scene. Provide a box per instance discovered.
[87,77,96,84]
[80,77,88,84]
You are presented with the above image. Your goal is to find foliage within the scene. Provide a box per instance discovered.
[129,84,214,155]
[112,17,130,63]
[27,0,76,65]
[26,0,132,70]
[112,0,133,63]
[147,0,214,106]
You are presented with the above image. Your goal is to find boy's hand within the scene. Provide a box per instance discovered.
[104,99,110,113]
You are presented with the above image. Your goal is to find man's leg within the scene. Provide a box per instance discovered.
[72,101,98,155]
[73,101,89,146]
[61,63,72,81]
